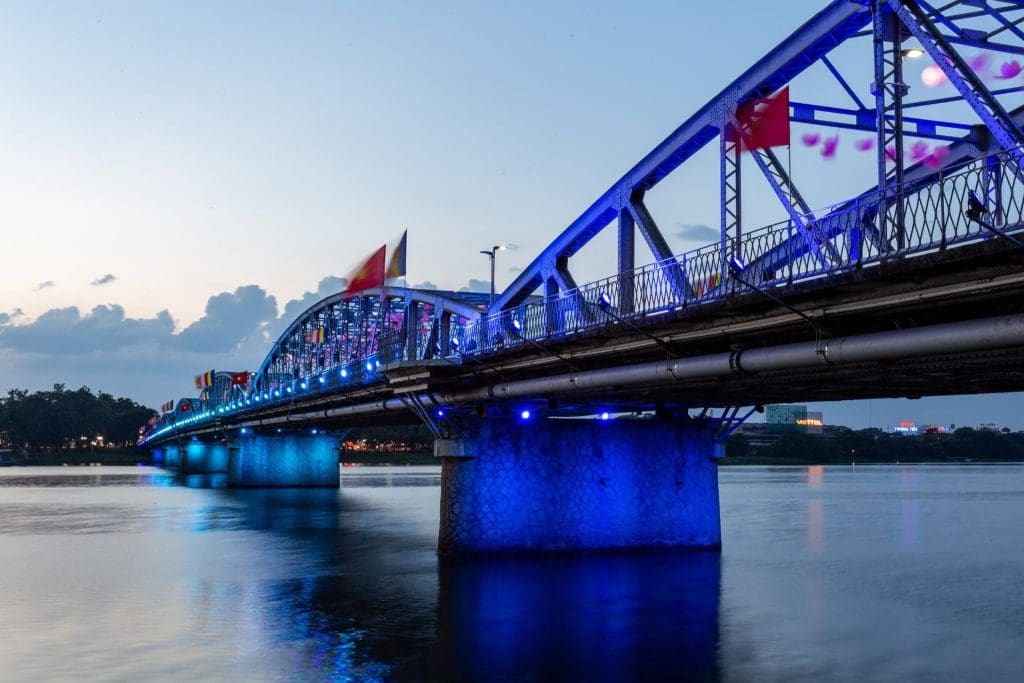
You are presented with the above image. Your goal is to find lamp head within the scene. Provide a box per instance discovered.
[511,318,522,332]
[728,255,747,276]
[966,190,986,219]
[598,292,612,310]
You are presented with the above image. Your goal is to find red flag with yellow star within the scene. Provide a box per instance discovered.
[344,245,386,295]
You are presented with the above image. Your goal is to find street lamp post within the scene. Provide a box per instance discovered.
[480,245,506,306]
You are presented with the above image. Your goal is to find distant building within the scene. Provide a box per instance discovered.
[765,404,824,434]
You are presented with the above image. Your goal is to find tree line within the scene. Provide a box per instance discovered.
[0,385,156,451]
[725,426,1024,463]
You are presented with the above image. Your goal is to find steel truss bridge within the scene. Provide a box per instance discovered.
[147,0,1024,446]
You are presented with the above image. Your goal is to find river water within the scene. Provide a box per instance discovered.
[0,464,1021,681]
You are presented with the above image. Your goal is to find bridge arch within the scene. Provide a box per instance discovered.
[250,287,485,395]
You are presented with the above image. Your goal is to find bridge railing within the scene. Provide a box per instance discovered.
[447,147,1024,357]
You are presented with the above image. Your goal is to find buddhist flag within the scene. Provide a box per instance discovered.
[230,371,250,386]
[194,370,214,389]
[386,230,407,280]
[161,400,174,413]
[726,87,790,152]
[344,245,386,295]
[304,328,325,344]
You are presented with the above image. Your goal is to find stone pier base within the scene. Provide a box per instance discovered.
[437,416,722,556]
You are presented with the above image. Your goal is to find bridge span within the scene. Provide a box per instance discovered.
[145,0,1024,556]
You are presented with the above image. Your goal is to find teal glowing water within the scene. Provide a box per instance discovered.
[0,465,1021,681]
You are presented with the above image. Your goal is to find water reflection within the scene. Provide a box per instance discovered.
[438,552,722,682]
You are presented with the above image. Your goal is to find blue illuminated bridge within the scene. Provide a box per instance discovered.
[146,0,1024,556]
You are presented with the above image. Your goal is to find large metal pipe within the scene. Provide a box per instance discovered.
[187,312,1024,434]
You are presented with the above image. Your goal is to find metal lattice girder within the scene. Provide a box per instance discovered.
[874,0,907,249]
[251,287,482,393]
[887,0,1024,172]
[720,130,741,275]
[492,1,872,312]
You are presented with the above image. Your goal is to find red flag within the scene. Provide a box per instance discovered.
[230,371,249,386]
[726,87,790,152]
[344,245,386,295]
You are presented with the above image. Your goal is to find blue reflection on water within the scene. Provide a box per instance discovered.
[438,552,721,681]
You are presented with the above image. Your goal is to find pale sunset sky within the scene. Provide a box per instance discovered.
[1,0,1021,428]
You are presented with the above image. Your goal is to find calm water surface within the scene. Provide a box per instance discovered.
[0,464,1021,681]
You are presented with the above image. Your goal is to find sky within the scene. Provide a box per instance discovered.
[1,0,1022,429]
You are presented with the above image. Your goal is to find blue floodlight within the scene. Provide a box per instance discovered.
[274,390,281,398]
[375,360,382,368]
[520,409,531,420]
[365,361,374,372]
[340,368,348,378]
[598,292,612,309]
[436,409,445,418]
[728,255,747,275]
[450,334,460,350]
[300,381,307,390]
[240,427,248,435]
[311,428,318,435]
[319,376,326,384]
[276,428,282,433]
[511,318,522,332]
[286,387,293,394]
[600,411,610,421]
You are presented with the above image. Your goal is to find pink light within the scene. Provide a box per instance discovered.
[801,133,821,147]
[921,65,947,88]
[910,141,930,162]
[923,145,951,169]
[854,138,875,152]
[821,135,839,160]
[997,60,1021,79]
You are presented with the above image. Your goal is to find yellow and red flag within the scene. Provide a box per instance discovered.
[344,245,386,295]
[304,329,325,344]
[194,370,214,389]
[386,230,407,280]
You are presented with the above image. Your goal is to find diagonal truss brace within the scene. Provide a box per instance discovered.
[627,191,690,301]
[887,0,1024,176]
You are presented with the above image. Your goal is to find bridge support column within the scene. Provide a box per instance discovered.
[437,416,722,556]
[182,440,230,474]
[163,444,182,469]
[227,433,339,488]
[150,447,164,467]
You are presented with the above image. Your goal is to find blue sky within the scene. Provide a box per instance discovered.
[1,0,1021,429]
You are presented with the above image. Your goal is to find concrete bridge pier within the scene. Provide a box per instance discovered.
[182,439,230,474]
[162,443,182,469]
[227,432,340,488]
[435,414,723,557]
